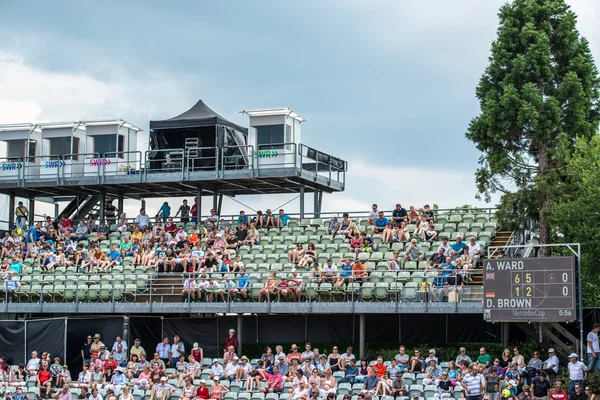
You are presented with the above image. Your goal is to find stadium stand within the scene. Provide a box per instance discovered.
[0,204,498,306]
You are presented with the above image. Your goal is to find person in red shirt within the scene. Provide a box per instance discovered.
[223,329,238,355]
[37,361,53,398]
[372,357,387,378]
[191,198,198,224]
[103,354,118,374]
[195,379,210,399]
[164,218,178,235]
[550,381,568,400]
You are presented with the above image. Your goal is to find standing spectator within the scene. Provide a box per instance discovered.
[81,335,93,364]
[543,349,559,377]
[15,201,28,227]
[531,372,551,400]
[175,200,191,223]
[462,366,484,400]
[156,202,171,222]
[105,200,118,222]
[587,323,600,371]
[130,339,146,360]
[112,336,128,353]
[156,338,171,366]
[191,197,198,223]
[567,353,587,394]
[90,334,105,353]
[171,336,185,367]
[223,329,239,355]
[485,367,501,400]
[550,381,567,400]
[135,209,151,229]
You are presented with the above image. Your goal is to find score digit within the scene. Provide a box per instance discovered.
[562,273,568,282]
[525,273,532,283]
[514,274,520,283]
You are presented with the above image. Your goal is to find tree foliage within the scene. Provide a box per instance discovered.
[466,0,600,255]
[551,135,600,307]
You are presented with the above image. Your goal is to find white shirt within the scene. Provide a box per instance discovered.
[322,265,337,274]
[225,363,238,375]
[135,214,151,228]
[462,373,484,396]
[156,343,171,359]
[171,342,185,358]
[292,375,308,388]
[438,244,451,257]
[211,364,224,375]
[468,242,481,255]
[369,209,379,219]
[112,340,128,352]
[587,331,599,353]
[544,355,559,373]
[27,358,40,371]
[567,361,587,380]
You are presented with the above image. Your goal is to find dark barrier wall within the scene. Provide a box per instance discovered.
[26,319,66,365]
[0,321,25,365]
[163,318,219,358]
[66,317,125,376]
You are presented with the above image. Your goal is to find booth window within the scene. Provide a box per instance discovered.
[50,137,80,160]
[256,124,284,150]
[118,134,125,158]
[93,134,117,156]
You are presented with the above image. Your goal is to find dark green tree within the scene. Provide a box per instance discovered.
[466,0,600,255]
[551,135,600,306]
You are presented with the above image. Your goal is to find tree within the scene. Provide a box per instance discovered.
[551,135,600,306]
[466,0,600,255]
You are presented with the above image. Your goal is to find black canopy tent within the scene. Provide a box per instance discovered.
[149,100,248,170]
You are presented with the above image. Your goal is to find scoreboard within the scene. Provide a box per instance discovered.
[482,257,576,322]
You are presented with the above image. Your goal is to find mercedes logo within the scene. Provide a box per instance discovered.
[548,273,556,283]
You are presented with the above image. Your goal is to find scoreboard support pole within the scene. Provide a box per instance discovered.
[487,243,583,359]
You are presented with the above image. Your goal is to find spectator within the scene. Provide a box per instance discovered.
[211,376,229,400]
[450,235,467,260]
[392,204,408,226]
[15,201,29,227]
[567,353,587,393]
[371,211,388,236]
[587,323,600,371]
[467,236,481,266]
[569,384,586,400]
[277,209,293,227]
[403,239,423,263]
[422,205,435,222]
[209,359,224,381]
[352,259,368,283]
[423,359,442,385]
[130,339,146,360]
[135,209,151,229]
[361,369,379,395]
[531,371,551,400]
[477,347,492,368]
[550,381,567,400]
[410,349,424,372]
[462,366,484,400]
[175,200,191,223]
[75,220,89,240]
[170,336,185,367]
[156,338,171,366]
[206,209,219,226]
[190,198,199,224]
[4,270,21,302]
[543,348,558,377]
[391,372,407,397]
[152,376,173,400]
[37,361,53,398]
[456,347,472,365]
[524,350,542,384]
[485,367,500,400]
[327,216,341,236]
[223,329,239,355]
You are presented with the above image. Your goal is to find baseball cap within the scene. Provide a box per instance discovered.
[214,377,220,381]
[161,377,167,382]
[548,348,555,353]
[508,380,516,386]
[569,353,578,358]
[200,379,206,384]
[229,328,235,333]
[233,356,239,360]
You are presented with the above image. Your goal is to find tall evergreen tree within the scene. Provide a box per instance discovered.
[466,0,600,255]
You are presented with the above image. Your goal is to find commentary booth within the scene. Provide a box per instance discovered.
[149,99,249,171]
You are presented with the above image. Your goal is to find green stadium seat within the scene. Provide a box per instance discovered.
[361,282,374,301]
[375,282,389,301]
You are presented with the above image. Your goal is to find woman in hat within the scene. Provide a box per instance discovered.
[210,376,229,400]
[287,345,301,363]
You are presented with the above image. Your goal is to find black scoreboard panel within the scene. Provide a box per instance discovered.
[482,257,576,322]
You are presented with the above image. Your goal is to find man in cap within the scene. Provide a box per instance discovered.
[90,334,104,354]
[542,349,559,377]
[224,357,239,382]
[130,339,146,360]
[223,328,238,354]
[209,358,224,381]
[567,353,587,394]
[150,376,173,400]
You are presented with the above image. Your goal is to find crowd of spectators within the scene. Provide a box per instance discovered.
[2,325,599,400]
[2,201,487,303]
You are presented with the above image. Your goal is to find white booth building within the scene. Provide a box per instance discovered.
[83,120,142,176]
[0,123,43,180]
[241,108,305,169]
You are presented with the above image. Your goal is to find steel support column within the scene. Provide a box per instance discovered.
[29,198,35,226]
[501,322,509,348]
[99,191,106,221]
[237,314,243,357]
[117,194,124,218]
[196,188,202,222]
[141,199,146,211]
[299,186,305,219]
[212,193,218,212]
[217,194,223,217]
[359,314,365,359]
[8,193,15,227]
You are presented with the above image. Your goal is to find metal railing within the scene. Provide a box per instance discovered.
[103,151,143,178]
[1,270,481,312]
[186,147,219,176]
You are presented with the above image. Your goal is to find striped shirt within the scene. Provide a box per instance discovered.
[463,373,484,396]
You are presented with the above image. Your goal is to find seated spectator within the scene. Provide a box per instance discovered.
[352,260,368,283]
[277,209,293,227]
[375,371,393,396]
[467,236,481,265]
[382,221,396,244]
[408,206,419,224]
[396,222,410,242]
[403,239,423,263]
[427,248,446,272]
[372,357,386,378]
[434,372,452,400]
[298,243,317,269]
[543,349,559,377]
[422,224,438,241]
[75,220,89,240]
[327,216,341,236]
[392,204,408,226]
[422,204,435,222]
[450,235,467,260]
[367,204,380,226]
[288,243,305,264]
[371,212,388,236]
[259,272,278,302]
[211,376,229,400]
[361,369,380,395]
[391,372,407,397]
[414,215,430,237]
[395,346,410,372]
[423,359,442,385]
[410,349,424,372]
[27,351,41,376]
[341,359,358,384]
[37,361,53,398]
[151,376,173,400]
[322,260,337,282]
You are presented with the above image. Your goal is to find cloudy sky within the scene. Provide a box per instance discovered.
[0,0,598,219]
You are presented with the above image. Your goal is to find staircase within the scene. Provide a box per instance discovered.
[136,274,182,303]
[489,231,512,256]
[516,321,579,364]
[59,194,103,221]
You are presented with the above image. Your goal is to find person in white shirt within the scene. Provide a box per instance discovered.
[290,370,308,393]
[170,336,185,367]
[209,360,224,380]
[224,357,239,381]
[155,338,171,366]
[543,348,559,376]
[89,387,103,400]
[322,260,337,282]
[368,204,380,225]
[291,381,309,400]
[587,323,600,371]
[466,237,481,265]
[151,377,173,400]
[135,209,151,229]
[567,353,587,393]
[112,337,128,353]
[301,344,314,363]
[26,352,41,376]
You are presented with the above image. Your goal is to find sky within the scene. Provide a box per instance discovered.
[0,0,599,220]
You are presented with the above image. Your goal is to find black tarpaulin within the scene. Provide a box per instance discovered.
[150,100,247,132]
[0,321,24,364]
